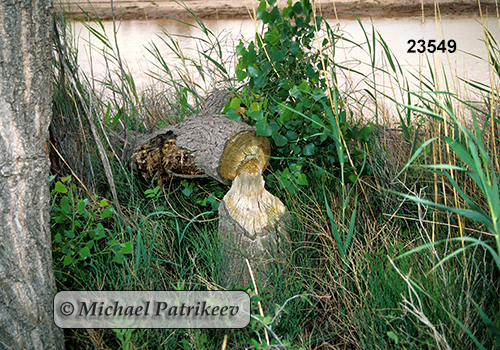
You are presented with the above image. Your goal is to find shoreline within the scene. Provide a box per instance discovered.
[59,0,499,21]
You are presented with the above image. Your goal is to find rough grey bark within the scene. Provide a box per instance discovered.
[131,114,256,184]
[0,0,66,348]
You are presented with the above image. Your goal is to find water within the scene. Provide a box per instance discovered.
[73,15,500,96]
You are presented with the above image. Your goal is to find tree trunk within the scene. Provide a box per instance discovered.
[0,0,66,348]
[129,90,270,185]
[219,170,288,288]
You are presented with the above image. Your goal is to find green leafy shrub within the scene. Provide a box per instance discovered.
[50,176,133,285]
[225,0,373,192]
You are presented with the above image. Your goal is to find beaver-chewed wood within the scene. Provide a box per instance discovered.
[219,170,288,288]
[129,89,288,288]
[129,91,270,185]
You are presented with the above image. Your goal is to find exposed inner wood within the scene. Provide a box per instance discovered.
[131,130,205,182]
[219,133,270,182]
[219,169,288,287]
[222,170,285,238]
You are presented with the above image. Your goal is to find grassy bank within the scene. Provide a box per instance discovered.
[51,0,499,348]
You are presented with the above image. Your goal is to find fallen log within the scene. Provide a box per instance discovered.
[129,90,270,185]
[129,90,288,287]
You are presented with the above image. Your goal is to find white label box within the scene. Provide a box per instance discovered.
[54,290,250,329]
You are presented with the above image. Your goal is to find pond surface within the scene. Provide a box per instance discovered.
[72,15,500,99]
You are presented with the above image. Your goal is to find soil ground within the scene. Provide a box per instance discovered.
[59,0,499,21]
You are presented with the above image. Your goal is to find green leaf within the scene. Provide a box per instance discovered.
[256,120,272,137]
[387,331,399,344]
[289,41,299,55]
[247,41,256,62]
[54,181,67,193]
[77,200,86,215]
[94,223,106,240]
[61,246,73,255]
[104,102,112,126]
[358,125,372,141]
[121,241,133,255]
[345,201,357,251]
[250,295,262,303]
[226,109,240,121]
[424,167,486,214]
[248,110,264,121]
[111,109,122,128]
[338,110,347,124]
[247,66,260,78]
[324,191,345,259]
[273,51,285,62]
[79,246,91,260]
[99,199,108,207]
[236,69,247,81]
[306,65,316,79]
[296,173,308,186]
[290,85,302,98]
[235,41,247,56]
[398,192,494,232]
[257,0,267,14]
[312,88,326,101]
[399,103,444,121]
[443,136,477,172]
[292,1,303,13]
[290,144,301,154]
[301,96,311,109]
[396,236,500,273]
[272,131,288,147]
[286,130,298,140]
[310,114,323,129]
[145,189,156,198]
[65,230,74,239]
[348,173,358,182]
[101,207,113,219]
[208,195,220,211]
[182,187,192,197]
[303,143,315,156]
[113,253,123,264]
[264,29,281,46]
[282,5,291,18]
[250,102,260,112]
[395,137,438,180]
[229,97,241,109]
[298,81,311,93]
[63,255,74,267]
[255,315,273,325]
[60,197,71,214]
[60,175,71,183]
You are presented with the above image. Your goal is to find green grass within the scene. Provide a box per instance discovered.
[51,0,500,348]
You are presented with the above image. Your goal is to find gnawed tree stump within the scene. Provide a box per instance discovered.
[129,90,288,287]
[219,170,288,288]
